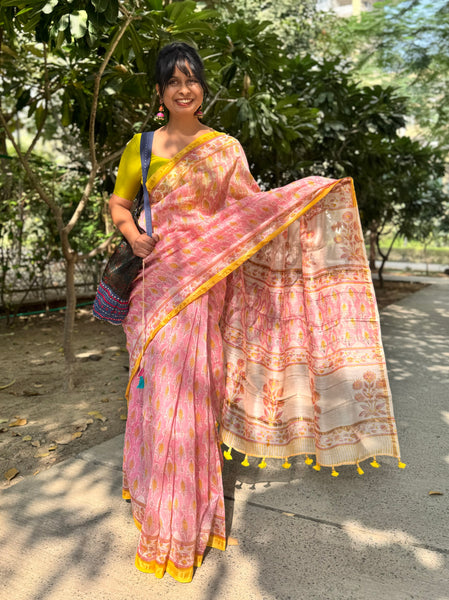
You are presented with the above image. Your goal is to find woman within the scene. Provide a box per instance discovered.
[109,42,402,583]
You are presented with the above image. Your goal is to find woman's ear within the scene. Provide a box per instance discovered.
[155,84,161,100]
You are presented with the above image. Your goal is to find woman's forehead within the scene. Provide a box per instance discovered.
[171,61,194,78]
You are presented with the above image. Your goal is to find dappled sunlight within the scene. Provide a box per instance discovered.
[441,411,449,427]
[343,520,444,570]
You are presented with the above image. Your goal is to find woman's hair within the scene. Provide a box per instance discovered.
[155,42,209,99]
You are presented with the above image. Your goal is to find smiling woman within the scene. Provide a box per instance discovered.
[105,41,402,583]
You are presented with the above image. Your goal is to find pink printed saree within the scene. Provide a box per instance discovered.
[121,131,401,582]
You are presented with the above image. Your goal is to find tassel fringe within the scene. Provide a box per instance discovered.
[241,455,250,467]
[370,456,380,468]
[258,457,267,469]
[282,457,291,469]
[223,447,233,461]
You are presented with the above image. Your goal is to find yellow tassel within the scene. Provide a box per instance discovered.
[241,455,250,467]
[313,463,321,472]
[331,467,339,477]
[258,457,267,469]
[357,462,364,475]
[282,457,291,469]
[398,460,406,469]
[223,447,233,461]
[370,456,380,468]
[304,455,314,466]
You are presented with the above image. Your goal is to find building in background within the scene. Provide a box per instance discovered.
[316,0,376,18]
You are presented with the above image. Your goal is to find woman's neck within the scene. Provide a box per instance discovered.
[164,116,206,137]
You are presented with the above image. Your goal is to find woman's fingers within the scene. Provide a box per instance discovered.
[131,233,159,258]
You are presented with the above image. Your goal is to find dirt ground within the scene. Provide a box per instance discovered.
[0,279,426,489]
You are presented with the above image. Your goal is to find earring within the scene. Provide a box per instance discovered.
[195,105,204,118]
[155,104,165,122]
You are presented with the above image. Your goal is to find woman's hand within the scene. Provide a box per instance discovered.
[131,233,160,258]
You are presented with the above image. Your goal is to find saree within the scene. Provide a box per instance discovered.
[121,131,401,582]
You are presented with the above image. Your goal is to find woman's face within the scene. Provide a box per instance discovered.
[157,64,203,119]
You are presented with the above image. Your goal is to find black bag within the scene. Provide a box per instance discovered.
[92,132,154,324]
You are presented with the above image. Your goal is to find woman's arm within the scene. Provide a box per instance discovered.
[109,193,159,258]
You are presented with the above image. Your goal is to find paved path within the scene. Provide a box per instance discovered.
[1,280,448,600]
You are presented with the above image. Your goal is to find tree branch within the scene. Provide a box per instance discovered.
[0,108,64,232]
[25,43,50,160]
[89,12,134,170]
[68,12,134,235]
[78,231,119,260]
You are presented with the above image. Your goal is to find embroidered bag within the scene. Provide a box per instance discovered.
[92,132,154,324]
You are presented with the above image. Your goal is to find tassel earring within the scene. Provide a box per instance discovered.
[155,103,165,122]
[194,105,204,118]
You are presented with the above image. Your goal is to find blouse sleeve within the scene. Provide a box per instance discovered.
[113,133,142,201]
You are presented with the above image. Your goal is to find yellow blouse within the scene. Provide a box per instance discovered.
[113,133,170,201]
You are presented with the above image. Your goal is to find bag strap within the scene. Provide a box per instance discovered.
[140,131,154,236]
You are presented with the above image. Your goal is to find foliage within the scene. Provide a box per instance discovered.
[327,0,449,152]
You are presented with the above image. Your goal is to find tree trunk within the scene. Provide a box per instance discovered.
[63,252,77,390]
[369,222,378,271]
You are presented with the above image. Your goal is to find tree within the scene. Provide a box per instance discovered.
[327,0,449,152]
[0,0,218,387]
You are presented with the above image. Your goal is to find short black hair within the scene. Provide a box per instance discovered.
[155,42,209,99]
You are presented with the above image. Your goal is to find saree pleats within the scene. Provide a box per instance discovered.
[122,132,401,581]
[123,280,227,582]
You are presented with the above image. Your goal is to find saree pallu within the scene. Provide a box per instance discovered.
[122,131,401,582]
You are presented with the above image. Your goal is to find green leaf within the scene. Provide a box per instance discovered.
[70,11,88,39]
[35,105,46,130]
[42,0,59,15]
[61,91,71,127]
[58,14,70,31]
[91,0,109,13]
[104,1,118,24]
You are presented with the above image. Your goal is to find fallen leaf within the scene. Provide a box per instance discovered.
[34,451,50,458]
[101,398,110,403]
[72,432,82,440]
[10,431,21,437]
[0,380,15,390]
[48,445,58,451]
[120,414,127,421]
[0,427,8,433]
[33,470,40,476]
[54,434,73,445]
[22,435,32,442]
[0,418,9,424]
[4,468,19,481]
[9,418,27,427]
[33,384,44,388]
[429,491,443,496]
[100,426,108,431]
[88,411,107,422]
[31,440,41,447]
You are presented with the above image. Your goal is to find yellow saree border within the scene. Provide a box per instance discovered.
[146,130,225,193]
[126,177,354,399]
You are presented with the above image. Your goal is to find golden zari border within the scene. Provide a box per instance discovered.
[126,177,354,399]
